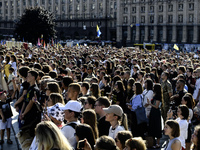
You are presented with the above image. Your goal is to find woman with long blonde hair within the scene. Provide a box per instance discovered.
[35,121,72,150]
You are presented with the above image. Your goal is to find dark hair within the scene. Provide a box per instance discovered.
[87,96,97,109]
[69,83,81,94]
[76,124,96,150]
[165,120,180,138]
[68,109,80,118]
[145,78,153,91]
[90,83,100,99]
[62,76,73,87]
[47,82,61,94]
[153,83,163,102]
[95,136,118,150]
[11,55,18,65]
[134,82,143,95]
[34,63,42,70]
[49,71,58,79]
[42,65,51,74]
[9,67,14,72]
[19,66,30,78]
[104,75,111,83]
[178,66,186,73]
[28,70,38,80]
[182,95,193,109]
[116,80,125,93]
[162,71,169,79]
[187,67,193,73]
[97,96,111,108]
[178,105,189,120]
[117,131,133,149]
[49,93,64,105]
[82,109,99,139]
[81,82,90,90]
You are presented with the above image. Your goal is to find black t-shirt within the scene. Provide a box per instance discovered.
[0,98,13,119]
[98,116,110,137]
[101,85,111,97]
[17,81,30,109]
[174,89,187,107]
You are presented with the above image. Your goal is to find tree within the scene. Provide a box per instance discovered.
[15,7,56,44]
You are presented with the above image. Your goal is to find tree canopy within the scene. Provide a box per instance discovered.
[15,7,56,44]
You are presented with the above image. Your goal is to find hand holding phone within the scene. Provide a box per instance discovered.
[77,140,85,150]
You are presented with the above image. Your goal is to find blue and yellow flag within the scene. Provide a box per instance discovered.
[97,25,101,37]
[173,44,179,51]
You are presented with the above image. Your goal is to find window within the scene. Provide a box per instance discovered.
[69,5,72,12]
[132,7,136,13]
[150,16,154,23]
[178,15,183,23]
[158,5,163,12]
[141,16,145,23]
[76,5,80,11]
[91,4,95,10]
[168,5,173,12]
[141,6,145,13]
[132,16,136,23]
[168,15,173,23]
[189,14,194,22]
[114,2,117,9]
[84,4,87,11]
[189,3,194,10]
[178,4,183,11]
[159,15,163,23]
[124,16,128,23]
[124,7,128,14]
[150,6,154,13]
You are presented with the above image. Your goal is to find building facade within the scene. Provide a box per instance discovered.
[0,0,199,47]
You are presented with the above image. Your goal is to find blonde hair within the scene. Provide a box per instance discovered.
[125,137,146,150]
[35,121,72,150]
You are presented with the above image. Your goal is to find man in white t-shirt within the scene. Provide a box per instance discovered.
[193,68,200,102]
[60,100,82,148]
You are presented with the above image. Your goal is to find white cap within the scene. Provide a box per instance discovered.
[59,100,82,113]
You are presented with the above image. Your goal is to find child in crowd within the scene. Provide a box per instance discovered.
[0,91,13,144]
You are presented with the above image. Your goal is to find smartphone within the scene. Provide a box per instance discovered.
[126,103,131,106]
[77,140,85,149]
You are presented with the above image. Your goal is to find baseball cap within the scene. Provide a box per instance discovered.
[103,105,123,117]
[47,103,65,122]
[59,100,82,113]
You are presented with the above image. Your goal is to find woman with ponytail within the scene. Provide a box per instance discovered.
[103,105,128,139]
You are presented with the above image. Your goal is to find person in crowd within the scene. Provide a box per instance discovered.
[81,109,99,139]
[101,75,111,97]
[46,82,62,98]
[81,64,88,82]
[164,120,181,150]
[115,131,133,150]
[0,91,13,144]
[94,96,111,137]
[124,137,147,150]
[3,55,11,81]
[75,124,96,150]
[161,71,173,122]
[127,82,146,138]
[193,67,200,103]
[191,125,200,150]
[167,105,189,150]
[111,80,126,109]
[67,83,81,101]
[170,79,187,107]
[60,100,82,148]
[35,121,72,150]
[10,54,18,76]
[84,96,96,110]
[185,67,196,94]
[90,83,101,99]
[147,83,163,148]
[103,105,128,139]
[181,94,194,150]
[7,67,14,96]
[142,78,154,118]
[61,76,73,102]
[81,82,90,97]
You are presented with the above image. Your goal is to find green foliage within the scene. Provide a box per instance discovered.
[15,7,56,44]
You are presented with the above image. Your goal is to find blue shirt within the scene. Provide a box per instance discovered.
[130,94,143,111]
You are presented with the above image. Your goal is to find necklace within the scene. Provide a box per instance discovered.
[111,122,119,130]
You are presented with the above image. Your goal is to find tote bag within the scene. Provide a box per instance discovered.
[135,95,147,124]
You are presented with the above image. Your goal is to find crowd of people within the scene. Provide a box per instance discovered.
[0,44,200,150]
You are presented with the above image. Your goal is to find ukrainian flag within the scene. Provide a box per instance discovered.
[173,44,179,51]
[97,25,101,37]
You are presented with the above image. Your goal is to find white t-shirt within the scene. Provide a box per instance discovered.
[142,90,154,117]
[193,78,200,101]
[61,121,80,148]
[176,118,188,149]
[108,125,125,139]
